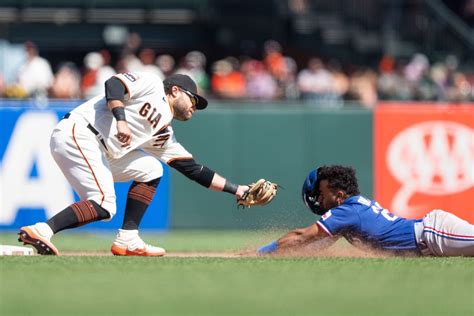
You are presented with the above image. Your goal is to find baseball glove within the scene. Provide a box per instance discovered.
[237,179,278,208]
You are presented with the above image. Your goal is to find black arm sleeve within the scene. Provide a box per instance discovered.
[169,159,215,188]
[105,77,126,101]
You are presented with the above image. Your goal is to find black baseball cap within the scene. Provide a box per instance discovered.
[163,74,208,110]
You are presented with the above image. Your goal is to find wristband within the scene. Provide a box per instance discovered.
[111,107,126,121]
[257,241,279,254]
[223,180,238,194]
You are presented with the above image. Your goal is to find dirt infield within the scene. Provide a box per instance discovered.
[60,246,395,258]
[60,251,245,257]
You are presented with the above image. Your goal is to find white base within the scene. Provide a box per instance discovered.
[0,245,35,256]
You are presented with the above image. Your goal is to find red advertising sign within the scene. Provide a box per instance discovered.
[374,103,474,222]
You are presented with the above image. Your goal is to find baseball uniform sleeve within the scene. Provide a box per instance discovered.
[114,71,163,100]
[317,205,359,236]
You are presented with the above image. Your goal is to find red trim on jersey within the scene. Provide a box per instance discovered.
[316,221,333,236]
[71,123,105,206]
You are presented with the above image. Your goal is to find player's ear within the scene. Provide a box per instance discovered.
[335,190,346,205]
[171,85,180,97]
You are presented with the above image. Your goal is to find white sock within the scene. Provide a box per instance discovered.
[117,229,139,241]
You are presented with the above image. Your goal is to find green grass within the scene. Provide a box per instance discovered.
[1,231,473,316]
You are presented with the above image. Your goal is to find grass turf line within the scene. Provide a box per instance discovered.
[1,231,473,315]
[1,256,473,316]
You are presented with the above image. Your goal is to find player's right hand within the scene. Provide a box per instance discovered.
[116,121,132,147]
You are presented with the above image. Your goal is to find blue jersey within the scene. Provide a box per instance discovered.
[317,195,418,251]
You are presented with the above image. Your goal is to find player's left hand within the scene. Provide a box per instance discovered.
[237,179,278,208]
[257,241,279,254]
[116,121,132,147]
[235,185,250,200]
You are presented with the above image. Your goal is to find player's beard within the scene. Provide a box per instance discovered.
[173,98,193,121]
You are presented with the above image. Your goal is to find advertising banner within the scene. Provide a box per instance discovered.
[0,105,170,230]
[374,103,474,221]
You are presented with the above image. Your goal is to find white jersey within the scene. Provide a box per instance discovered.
[140,126,191,163]
[70,71,174,159]
[51,71,193,216]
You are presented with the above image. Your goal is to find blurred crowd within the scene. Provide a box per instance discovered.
[1,37,473,108]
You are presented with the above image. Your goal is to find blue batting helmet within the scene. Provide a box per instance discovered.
[301,167,324,215]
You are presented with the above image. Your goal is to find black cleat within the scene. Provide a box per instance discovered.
[18,227,59,255]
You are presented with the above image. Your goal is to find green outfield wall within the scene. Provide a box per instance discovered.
[170,104,373,229]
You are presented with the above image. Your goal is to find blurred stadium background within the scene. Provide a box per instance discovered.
[1,0,473,103]
[1,2,474,316]
[0,0,473,230]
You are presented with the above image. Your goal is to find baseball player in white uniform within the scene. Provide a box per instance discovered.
[19,72,249,256]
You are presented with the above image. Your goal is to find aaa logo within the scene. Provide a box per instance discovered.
[386,121,474,215]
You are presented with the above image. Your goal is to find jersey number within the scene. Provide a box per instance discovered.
[371,204,399,221]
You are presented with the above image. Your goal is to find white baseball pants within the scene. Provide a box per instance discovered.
[414,209,474,257]
[50,117,163,217]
